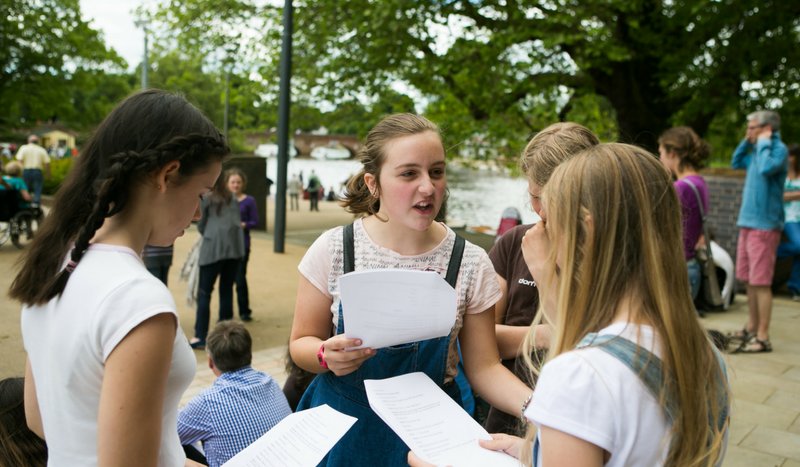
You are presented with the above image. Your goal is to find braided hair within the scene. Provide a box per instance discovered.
[10,89,228,305]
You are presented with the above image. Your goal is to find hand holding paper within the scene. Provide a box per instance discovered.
[319,335,375,376]
[339,269,457,349]
[365,372,521,467]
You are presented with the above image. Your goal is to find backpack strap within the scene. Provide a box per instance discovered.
[682,178,715,263]
[343,223,355,274]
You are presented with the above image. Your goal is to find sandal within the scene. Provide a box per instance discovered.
[734,336,772,354]
[726,327,753,343]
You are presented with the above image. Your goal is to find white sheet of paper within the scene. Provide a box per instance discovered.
[365,372,521,467]
[339,269,457,349]
[221,404,357,467]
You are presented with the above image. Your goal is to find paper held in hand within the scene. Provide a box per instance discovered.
[339,269,457,349]
[365,372,521,467]
[222,404,356,467]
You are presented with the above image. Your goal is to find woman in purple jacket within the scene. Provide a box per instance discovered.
[658,126,711,309]
[226,168,258,322]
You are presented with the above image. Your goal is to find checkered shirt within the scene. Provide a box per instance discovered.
[177,366,292,467]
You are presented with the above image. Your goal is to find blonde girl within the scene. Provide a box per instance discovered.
[479,144,730,466]
[486,122,599,436]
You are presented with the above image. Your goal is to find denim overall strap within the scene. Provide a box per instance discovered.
[445,234,465,287]
[444,234,471,412]
[295,224,468,466]
[343,223,355,274]
[711,346,729,434]
[343,222,465,281]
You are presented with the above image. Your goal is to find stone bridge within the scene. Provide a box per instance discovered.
[245,131,361,158]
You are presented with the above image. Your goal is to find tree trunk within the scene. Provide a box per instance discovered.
[590,60,670,153]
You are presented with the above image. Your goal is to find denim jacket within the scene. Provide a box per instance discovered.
[731,132,788,230]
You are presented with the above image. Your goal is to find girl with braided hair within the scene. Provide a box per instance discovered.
[9,89,228,466]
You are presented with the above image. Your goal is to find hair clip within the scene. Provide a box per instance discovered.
[65,260,78,273]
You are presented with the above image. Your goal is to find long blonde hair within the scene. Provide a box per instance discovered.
[522,143,728,466]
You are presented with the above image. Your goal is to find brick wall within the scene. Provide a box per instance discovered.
[702,168,746,258]
[702,168,794,290]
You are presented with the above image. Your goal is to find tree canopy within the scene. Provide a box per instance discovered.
[8,0,794,159]
[291,0,800,153]
[1,0,131,130]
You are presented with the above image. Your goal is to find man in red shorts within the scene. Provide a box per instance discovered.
[730,110,788,353]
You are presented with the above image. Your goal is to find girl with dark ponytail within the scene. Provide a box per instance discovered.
[10,89,228,466]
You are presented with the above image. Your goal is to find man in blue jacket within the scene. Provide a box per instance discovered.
[731,110,788,353]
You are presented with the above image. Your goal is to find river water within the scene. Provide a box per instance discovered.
[265,158,539,229]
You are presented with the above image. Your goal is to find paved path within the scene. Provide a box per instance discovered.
[2,196,799,465]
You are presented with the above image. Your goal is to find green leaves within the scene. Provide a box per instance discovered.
[1,0,128,128]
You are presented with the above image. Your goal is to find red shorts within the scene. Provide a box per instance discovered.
[735,228,782,286]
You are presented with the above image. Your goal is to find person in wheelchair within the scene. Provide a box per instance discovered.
[0,161,40,247]
[0,161,33,207]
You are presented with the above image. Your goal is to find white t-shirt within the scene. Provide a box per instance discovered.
[15,143,50,169]
[526,323,671,466]
[21,244,196,467]
[298,219,501,380]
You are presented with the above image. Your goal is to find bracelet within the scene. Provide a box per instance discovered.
[316,343,328,369]
[520,391,534,423]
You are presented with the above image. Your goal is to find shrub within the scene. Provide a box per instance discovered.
[43,158,74,195]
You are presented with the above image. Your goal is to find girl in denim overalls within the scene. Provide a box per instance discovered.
[289,114,533,466]
[419,144,730,466]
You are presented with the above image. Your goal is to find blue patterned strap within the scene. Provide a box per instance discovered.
[578,332,729,434]
[532,333,728,466]
[577,333,677,422]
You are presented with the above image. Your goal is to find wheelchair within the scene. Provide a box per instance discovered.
[0,189,44,248]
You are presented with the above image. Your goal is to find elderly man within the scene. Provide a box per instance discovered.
[730,110,788,353]
[15,135,50,204]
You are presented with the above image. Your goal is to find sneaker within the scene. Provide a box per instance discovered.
[189,338,205,350]
[241,314,253,322]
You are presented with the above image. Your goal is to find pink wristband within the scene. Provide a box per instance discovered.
[316,343,328,369]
